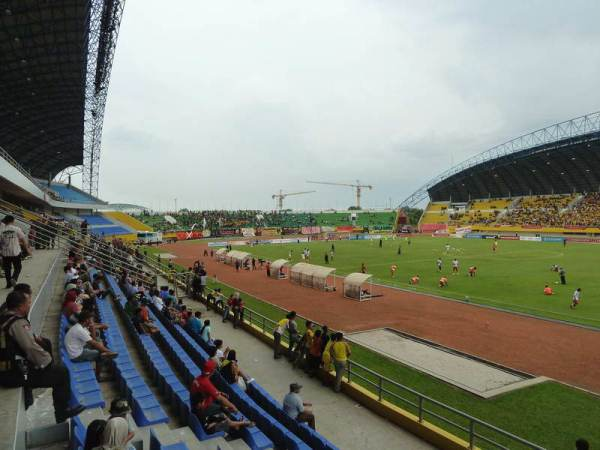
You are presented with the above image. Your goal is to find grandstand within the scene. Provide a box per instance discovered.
[404,112,600,234]
[139,210,399,234]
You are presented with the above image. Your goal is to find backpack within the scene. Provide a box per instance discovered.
[84,419,107,450]
[0,313,25,374]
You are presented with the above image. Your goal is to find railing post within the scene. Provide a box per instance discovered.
[418,396,424,423]
[377,376,383,401]
[469,420,475,449]
[262,316,266,334]
[346,360,351,383]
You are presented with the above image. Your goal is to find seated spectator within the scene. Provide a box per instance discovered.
[543,284,553,295]
[151,289,164,311]
[200,319,212,344]
[135,304,159,335]
[190,360,254,435]
[283,382,316,430]
[187,311,202,335]
[124,293,140,317]
[179,305,191,326]
[64,311,118,378]
[220,350,252,390]
[83,419,107,450]
[212,339,229,367]
[0,291,85,423]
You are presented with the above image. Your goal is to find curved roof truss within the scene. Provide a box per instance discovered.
[400,111,600,207]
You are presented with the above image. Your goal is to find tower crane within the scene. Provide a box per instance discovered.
[272,190,316,210]
[306,180,373,209]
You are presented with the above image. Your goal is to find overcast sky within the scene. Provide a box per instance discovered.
[97,0,600,211]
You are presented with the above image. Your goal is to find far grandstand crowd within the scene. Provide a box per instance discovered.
[446,192,600,228]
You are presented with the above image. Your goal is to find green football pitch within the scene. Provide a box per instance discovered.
[238,236,600,328]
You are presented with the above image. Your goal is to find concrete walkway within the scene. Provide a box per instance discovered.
[181,297,434,450]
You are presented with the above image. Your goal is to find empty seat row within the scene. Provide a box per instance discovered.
[96,296,169,426]
[105,274,247,450]
[146,308,271,450]
[149,306,312,450]
[166,310,337,450]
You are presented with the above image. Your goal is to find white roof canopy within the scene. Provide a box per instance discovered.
[215,248,228,256]
[270,259,289,272]
[344,273,373,287]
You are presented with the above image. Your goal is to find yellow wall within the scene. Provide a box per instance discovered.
[103,211,152,231]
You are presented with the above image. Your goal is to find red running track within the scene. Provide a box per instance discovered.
[162,241,600,394]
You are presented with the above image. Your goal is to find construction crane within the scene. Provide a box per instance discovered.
[306,180,373,209]
[272,190,316,210]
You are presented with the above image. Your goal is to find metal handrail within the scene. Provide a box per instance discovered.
[192,280,544,450]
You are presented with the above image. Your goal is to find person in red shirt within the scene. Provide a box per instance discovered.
[190,360,253,434]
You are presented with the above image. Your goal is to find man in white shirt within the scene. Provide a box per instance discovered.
[64,311,117,378]
[0,215,30,288]
[152,291,164,311]
[570,288,582,309]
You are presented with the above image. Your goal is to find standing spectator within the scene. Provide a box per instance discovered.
[307,329,323,376]
[330,332,351,393]
[0,291,85,423]
[283,383,316,430]
[231,294,244,328]
[1,215,30,288]
[287,312,299,361]
[293,320,314,368]
[273,312,293,359]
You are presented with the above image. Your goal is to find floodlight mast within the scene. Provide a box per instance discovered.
[306,180,373,209]
[271,190,316,210]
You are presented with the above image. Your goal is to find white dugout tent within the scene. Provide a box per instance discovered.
[343,272,375,301]
[290,262,336,291]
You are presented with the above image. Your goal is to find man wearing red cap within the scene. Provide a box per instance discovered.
[190,360,253,434]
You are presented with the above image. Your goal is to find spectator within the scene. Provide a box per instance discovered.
[64,310,118,378]
[188,311,203,335]
[283,383,316,430]
[200,319,212,344]
[190,360,253,435]
[213,339,229,367]
[83,419,107,450]
[135,304,159,335]
[0,291,85,423]
[220,350,253,391]
[287,312,299,361]
[293,320,314,368]
[124,294,140,317]
[151,289,164,311]
[273,311,295,360]
[330,332,351,393]
[104,399,135,447]
[307,329,323,376]
[0,215,31,288]
[575,438,589,450]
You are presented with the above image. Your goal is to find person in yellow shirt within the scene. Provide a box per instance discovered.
[321,335,333,373]
[329,332,351,393]
[273,311,295,359]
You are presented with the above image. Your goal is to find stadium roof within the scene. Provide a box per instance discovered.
[400,111,600,205]
[0,0,123,184]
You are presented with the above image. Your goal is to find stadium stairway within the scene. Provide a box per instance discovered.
[103,273,262,450]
